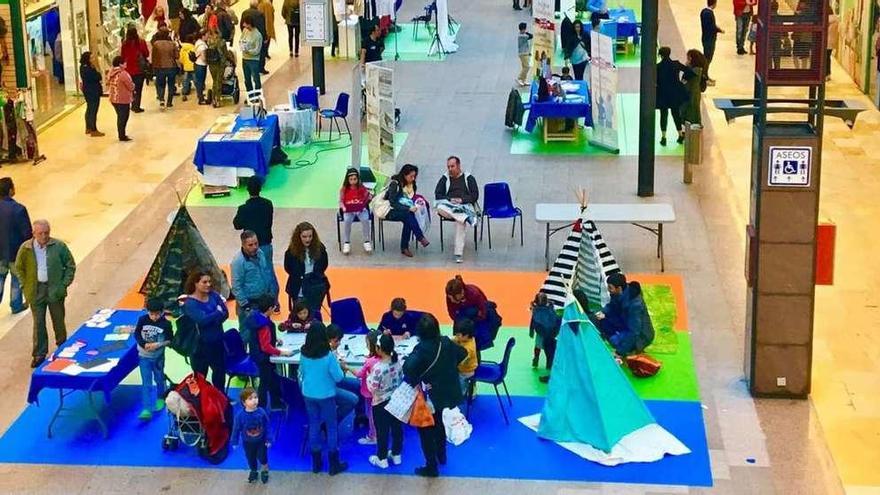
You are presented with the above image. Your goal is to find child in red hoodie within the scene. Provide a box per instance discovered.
[339,168,373,254]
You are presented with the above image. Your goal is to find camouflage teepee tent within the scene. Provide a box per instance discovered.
[139,200,230,314]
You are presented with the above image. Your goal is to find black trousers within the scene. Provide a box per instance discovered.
[373,400,403,460]
[659,106,683,134]
[191,340,227,391]
[243,441,268,470]
[287,24,300,54]
[257,359,281,407]
[573,60,588,81]
[260,40,269,71]
[131,74,146,110]
[702,38,716,78]
[417,409,446,468]
[84,94,100,132]
[112,103,130,139]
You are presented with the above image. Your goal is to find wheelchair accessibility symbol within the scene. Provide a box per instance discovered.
[768,146,812,187]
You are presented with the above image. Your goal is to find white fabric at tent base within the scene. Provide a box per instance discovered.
[518,413,691,467]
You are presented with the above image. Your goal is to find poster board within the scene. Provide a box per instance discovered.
[365,62,395,177]
[588,31,620,153]
[350,64,363,168]
[302,0,332,46]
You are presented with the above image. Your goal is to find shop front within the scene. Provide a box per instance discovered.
[831,0,880,105]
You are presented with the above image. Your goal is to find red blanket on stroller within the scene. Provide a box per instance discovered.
[176,373,230,456]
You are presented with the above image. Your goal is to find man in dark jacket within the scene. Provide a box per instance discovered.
[434,156,480,264]
[700,0,723,85]
[233,176,274,263]
[0,178,31,315]
[595,273,655,356]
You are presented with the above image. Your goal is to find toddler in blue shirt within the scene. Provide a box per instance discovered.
[231,387,271,484]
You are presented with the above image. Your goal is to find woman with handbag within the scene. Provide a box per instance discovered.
[384,163,430,257]
[284,221,330,314]
[181,269,229,391]
[120,26,149,113]
[299,323,349,475]
[402,313,468,478]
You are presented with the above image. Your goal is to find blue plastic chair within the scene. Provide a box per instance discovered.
[480,182,523,250]
[222,329,259,395]
[296,85,319,110]
[319,92,351,142]
[468,337,515,424]
[330,297,370,335]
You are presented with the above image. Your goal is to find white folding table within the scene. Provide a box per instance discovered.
[535,203,676,272]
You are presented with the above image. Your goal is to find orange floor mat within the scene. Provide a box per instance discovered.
[116,267,687,328]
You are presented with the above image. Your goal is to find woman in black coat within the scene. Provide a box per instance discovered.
[284,221,330,313]
[80,52,104,137]
[402,313,468,478]
[655,46,689,145]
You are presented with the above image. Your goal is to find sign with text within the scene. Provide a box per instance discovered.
[303,0,331,46]
[768,146,812,187]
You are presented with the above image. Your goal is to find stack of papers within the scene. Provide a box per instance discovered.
[59,358,120,376]
[104,333,130,342]
[208,114,237,133]
[202,133,227,142]
[57,340,87,358]
[84,309,115,328]
[230,127,264,141]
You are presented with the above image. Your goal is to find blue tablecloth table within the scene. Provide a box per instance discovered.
[603,9,639,43]
[193,114,280,178]
[524,80,594,138]
[27,309,143,438]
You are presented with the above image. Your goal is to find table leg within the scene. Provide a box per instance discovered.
[47,388,66,438]
[545,222,551,271]
[658,223,665,272]
[88,391,109,439]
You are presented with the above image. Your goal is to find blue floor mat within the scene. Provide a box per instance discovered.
[0,386,711,487]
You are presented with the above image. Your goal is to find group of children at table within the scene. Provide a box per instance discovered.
[131,295,479,483]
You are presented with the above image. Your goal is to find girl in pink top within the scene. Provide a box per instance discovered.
[354,330,381,445]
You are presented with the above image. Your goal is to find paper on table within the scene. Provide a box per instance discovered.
[202,133,227,142]
[60,365,85,376]
[104,333,130,341]
[85,321,111,329]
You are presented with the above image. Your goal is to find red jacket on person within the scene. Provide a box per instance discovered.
[446,284,488,322]
[121,39,149,76]
[339,185,371,213]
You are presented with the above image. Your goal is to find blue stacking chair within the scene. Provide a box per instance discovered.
[468,337,515,424]
[480,182,523,249]
[296,85,319,110]
[319,92,351,141]
[222,329,259,395]
[330,297,370,335]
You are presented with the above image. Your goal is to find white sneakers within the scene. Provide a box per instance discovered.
[369,454,402,469]
[358,436,376,445]
[455,255,463,264]
[343,242,372,254]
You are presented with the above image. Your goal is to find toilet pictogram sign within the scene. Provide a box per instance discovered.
[768,146,812,187]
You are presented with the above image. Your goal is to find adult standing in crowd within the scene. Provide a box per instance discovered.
[656,46,688,146]
[193,30,210,105]
[182,269,229,390]
[284,222,330,313]
[681,49,706,126]
[216,2,236,44]
[231,230,278,340]
[564,19,590,81]
[434,156,479,264]
[733,0,756,55]
[233,176,274,262]
[403,313,467,478]
[14,220,76,368]
[151,27,180,110]
[240,17,264,93]
[79,52,104,137]
[107,56,135,141]
[168,0,183,34]
[243,0,269,75]
[257,0,276,68]
[700,0,722,86]
[120,26,149,113]
[385,164,430,257]
[178,8,201,46]
[282,0,300,57]
[0,178,31,316]
[206,28,229,107]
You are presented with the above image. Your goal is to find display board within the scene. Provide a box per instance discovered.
[302,0,332,46]
[532,0,556,67]
[350,64,363,168]
[365,62,395,177]
[588,30,619,153]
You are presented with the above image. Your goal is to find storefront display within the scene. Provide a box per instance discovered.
[832,0,880,105]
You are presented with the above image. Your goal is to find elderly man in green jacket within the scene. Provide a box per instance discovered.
[14,219,76,368]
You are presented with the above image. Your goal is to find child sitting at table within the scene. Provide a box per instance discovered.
[378,297,417,337]
[366,333,404,469]
[231,387,272,484]
[560,66,574,81]
[453,318,478,395]
[135,298,174,421]
[339,167,373,255]
[354,329,382,446]
[279,300,317,332]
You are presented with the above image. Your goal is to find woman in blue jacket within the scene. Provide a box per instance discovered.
[182,269,229,391]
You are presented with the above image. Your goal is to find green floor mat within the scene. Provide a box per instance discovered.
[510,93,684,157]
[643,284,679,355]
[188,133,407,209]
[383,23,449,62]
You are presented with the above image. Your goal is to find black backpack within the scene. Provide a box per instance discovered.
[171,314,200,358]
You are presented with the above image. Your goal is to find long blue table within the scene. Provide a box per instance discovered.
[27,309,142,438]
[604,9,639,43]
[524,80,594,133]
[193,114,280,178]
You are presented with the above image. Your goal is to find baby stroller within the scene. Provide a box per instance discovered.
[161,372,233,464]
[207,48,241,106]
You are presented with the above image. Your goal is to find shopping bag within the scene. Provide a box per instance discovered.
[443,407,472,446]
[385,381,418,423]
[408,388,435,428]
